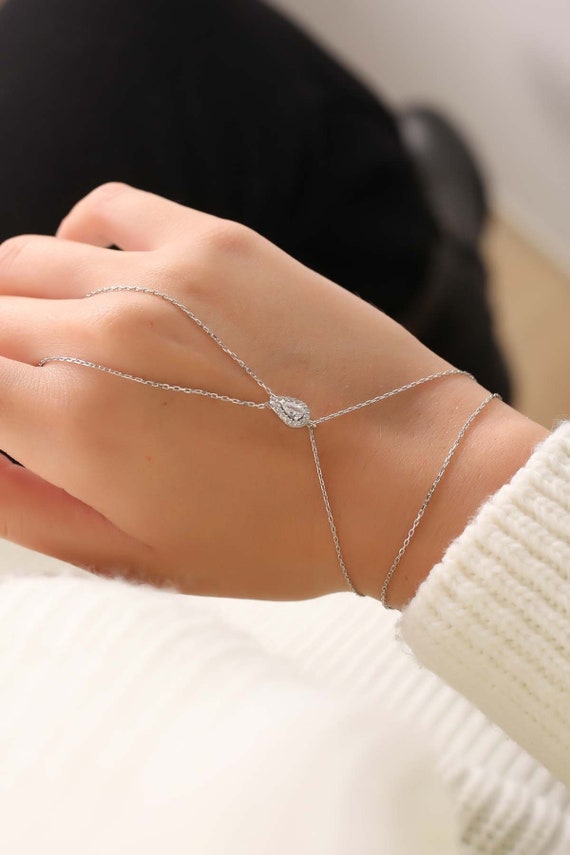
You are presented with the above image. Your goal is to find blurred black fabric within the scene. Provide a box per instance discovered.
[0,0,510,397]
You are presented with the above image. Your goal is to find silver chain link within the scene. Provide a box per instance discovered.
[311,368,474,425]
[37,356,269,409]
[38,284,486,600]
[308,425,359,595]
[379,392,500,608]
[86,285,275,397]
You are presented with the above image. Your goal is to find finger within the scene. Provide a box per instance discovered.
[0,455,150,575]
[0,289,207,383]
[0,233,137,298]
[0,296,83,364]
[57,182,216,251]
[0,356,57,466]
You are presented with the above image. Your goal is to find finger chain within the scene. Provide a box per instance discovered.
[379,392,500,607]
[38,285,491,602]
[87,285,274,397]
[37,356,268,409]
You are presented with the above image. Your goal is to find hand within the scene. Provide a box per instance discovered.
[0,184,546,603]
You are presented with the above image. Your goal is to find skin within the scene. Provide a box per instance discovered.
[0,183,548,607]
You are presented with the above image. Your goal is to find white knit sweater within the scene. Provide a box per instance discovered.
[0,425,569,854]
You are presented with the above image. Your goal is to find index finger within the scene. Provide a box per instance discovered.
[0,357,55,467]
[56,183,219,251]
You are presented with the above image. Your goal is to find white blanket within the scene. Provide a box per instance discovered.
[0,540,568,854]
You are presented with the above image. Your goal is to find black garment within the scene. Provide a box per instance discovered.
[0,0,509,396]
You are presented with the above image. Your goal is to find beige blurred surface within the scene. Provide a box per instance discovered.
[486,219,570,428]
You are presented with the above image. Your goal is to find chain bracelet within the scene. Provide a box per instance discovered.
[38,284,477,598]
[379,392,500,608]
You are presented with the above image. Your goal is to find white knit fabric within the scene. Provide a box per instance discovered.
[402,422,570,789]
[0,425,569,853]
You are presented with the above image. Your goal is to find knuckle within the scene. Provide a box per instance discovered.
[59,183,130,237]
[76,182,130,227]
[86,181,129,208]
[203,220,255,255]
[156,221,256,296]
[90,296,158,343]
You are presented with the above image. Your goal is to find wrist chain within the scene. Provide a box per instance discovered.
[379,391,499,608]
[38,285,483,601]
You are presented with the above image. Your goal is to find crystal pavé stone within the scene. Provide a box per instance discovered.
[269,395,311,428]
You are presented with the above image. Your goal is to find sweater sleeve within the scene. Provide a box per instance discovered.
[400,422,570,788]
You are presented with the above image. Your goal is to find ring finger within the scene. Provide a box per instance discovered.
[0,233,145,299]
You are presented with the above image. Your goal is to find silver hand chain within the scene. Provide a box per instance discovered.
[38,284,478,599]
[379,392,500,608]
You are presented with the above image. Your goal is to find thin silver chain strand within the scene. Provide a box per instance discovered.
[38,285,479,598]
[66,284,472,424]
[311,368,473,426]
[86,285,275,397]
[379,392,500,608]
[37,356,268,409]
[308,425,359,595]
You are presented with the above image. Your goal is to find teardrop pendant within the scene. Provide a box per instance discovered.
[268,395,311,428]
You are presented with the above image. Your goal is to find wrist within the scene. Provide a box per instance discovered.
[378,388,548,608]
[321,374,548,605]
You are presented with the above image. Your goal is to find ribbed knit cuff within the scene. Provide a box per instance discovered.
[400,422,570,788]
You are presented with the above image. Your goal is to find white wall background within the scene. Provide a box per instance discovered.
[271,0,570,271]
